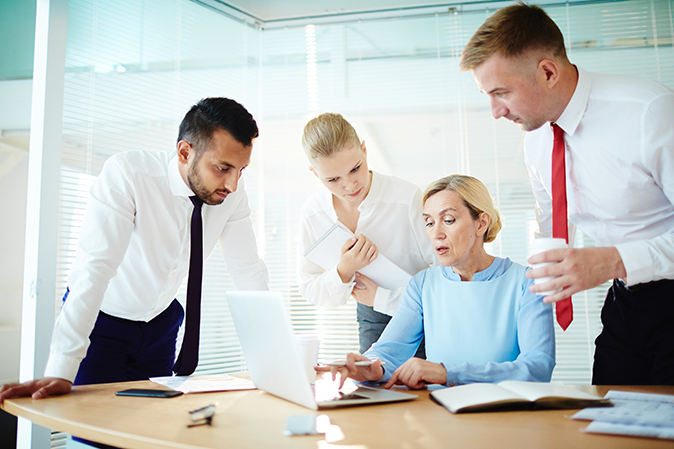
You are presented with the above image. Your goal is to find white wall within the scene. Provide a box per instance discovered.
[0,79,32,384]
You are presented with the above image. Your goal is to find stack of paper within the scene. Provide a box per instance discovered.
[149,374,256,394]
[573,390,674,440]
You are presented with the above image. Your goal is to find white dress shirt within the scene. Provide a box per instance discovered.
[525,67,674,285]
[299,171,437,316]
[45,150,269,381]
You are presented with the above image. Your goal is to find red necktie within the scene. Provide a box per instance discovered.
[551,123,573,330]
[173,196,204,375]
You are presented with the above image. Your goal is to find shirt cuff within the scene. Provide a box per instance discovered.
[326,266,356,304]
[379,364,391,383]
[372,288,393,316]
[615,241,653,286]
[43,353,81,383]
[444,363,460,387]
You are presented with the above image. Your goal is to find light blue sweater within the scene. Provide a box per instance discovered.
[364,257,555,386]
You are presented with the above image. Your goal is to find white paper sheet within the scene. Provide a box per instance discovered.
[149,374,256,393]
[573,390,674,440]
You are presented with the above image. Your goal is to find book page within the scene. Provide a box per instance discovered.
[498,381,602,402]
[431,383,528,413]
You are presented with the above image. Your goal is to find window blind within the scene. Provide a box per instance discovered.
[58,0,262,378]
[258,0,674,383]
[54,0,674,397]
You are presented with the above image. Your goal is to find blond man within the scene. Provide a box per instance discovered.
[462,3,674,385]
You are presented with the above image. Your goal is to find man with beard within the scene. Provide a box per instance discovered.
[0,97,269,402]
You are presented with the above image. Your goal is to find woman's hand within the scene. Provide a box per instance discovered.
[351,273,378,307]
[336,234,378,283]
[330,352,385,389]
[384,358,447,389]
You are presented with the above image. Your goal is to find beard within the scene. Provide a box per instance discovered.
[187,161,229,206]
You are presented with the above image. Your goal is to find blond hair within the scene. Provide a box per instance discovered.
[302,113,361,161]
[460,2,568,72]
[423,175,502,243]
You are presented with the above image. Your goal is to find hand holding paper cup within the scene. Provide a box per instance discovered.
[529,238,568,296]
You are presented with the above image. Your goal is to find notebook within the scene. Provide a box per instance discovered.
[226,291,418,410]
[303,222,412,291]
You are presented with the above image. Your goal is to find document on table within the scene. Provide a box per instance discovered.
[149,374,257,393]
[572,390,674,440]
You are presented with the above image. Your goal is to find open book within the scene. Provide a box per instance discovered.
[431,381,611,414]
[304,222,412,291]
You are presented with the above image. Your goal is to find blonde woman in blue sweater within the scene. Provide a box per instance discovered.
[331,175,555,389]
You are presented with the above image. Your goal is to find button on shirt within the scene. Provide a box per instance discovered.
[45,150,269,382]
[525,67,674,286]
[299,171,437,316]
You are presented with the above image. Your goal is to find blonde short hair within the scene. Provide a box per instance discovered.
[460,3,568,72]
[302,113,361,161]
[423,175,502,243]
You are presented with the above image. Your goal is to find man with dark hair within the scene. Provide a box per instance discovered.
[462,3,674,385]
[0,97,269,402]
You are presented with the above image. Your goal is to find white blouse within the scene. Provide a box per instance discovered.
[298,171,437,316]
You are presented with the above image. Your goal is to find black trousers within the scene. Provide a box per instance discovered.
[74,299,184,385]
[72,299,184,449]
[593,279,674,385]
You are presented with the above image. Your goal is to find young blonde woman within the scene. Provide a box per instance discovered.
[330,175,555,388]
[299,113,437,354]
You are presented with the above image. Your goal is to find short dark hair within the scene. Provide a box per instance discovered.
[460,2,568,72]
[177,97,259,152]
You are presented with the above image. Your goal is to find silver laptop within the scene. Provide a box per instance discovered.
[226,291,418,410]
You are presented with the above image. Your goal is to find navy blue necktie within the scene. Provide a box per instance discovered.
[173,196,204,375]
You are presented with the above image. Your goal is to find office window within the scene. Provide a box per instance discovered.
[58,0,262,375]
[55,0,674,389]
[258,0,674,382]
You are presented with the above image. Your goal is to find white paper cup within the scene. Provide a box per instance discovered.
[529,238,568,296]
[294,333,319,383]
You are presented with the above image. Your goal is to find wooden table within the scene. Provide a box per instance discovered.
[3,380,674,449]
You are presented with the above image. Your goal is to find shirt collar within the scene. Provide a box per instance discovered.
[168,155,194,197]
[359,171,379,210]
[554,66,591,137]
[441,257,510,282]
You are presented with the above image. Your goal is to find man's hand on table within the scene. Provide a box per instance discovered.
[0,377,72,404]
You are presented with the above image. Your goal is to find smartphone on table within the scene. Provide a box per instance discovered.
[115,388,183,398]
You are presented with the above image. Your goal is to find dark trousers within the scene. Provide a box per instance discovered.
[593,279,674,385]
[74,299,184,385]
[72,299,184,449]
[356,302,425,359]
